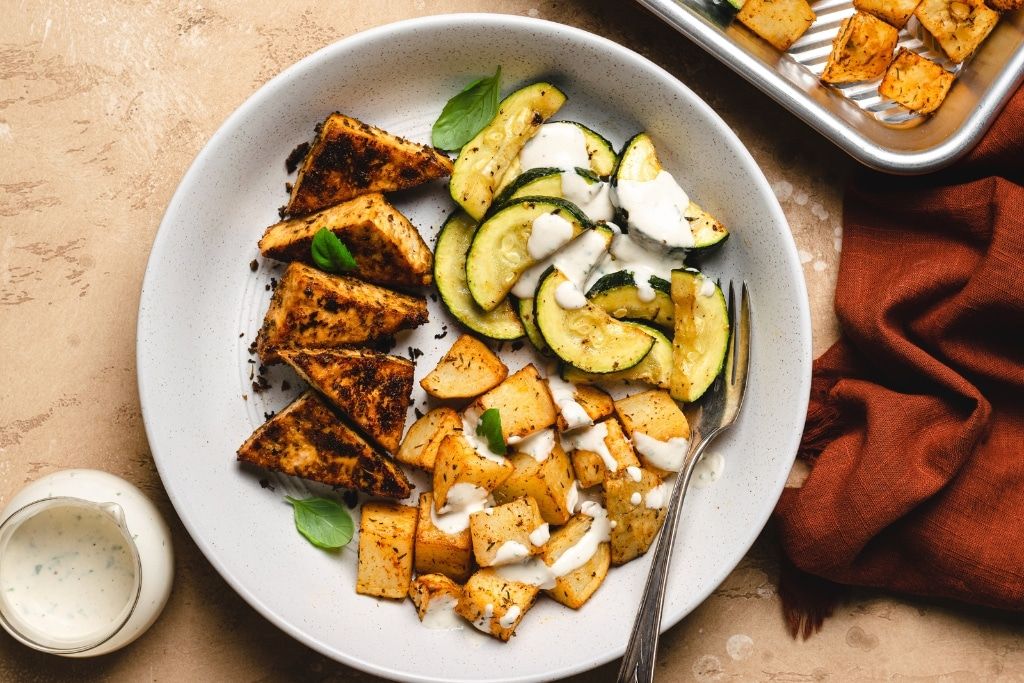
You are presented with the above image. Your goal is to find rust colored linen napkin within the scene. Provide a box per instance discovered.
[774,86,1024,637]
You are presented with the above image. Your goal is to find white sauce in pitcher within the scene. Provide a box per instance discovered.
[0,504,138,644]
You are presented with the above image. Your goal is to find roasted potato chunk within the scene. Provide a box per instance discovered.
[821,13,899,84]
[408,573,463,621]
[456,568,540,641]
[542,513,611,609]
[854,0,923,27]
[236,391,411,499]
[259,193,432,289]
[879,48,956,114]
[605,468,668,566]
[615,390,691,477]
[279,348,413,454]
[415,493,474,582]
[469,497,547,567]
[397,407,462,471]
[432,434,514,513]
[986,0,1022,10]
[420,334,509,399]
[554,384,615,432]
[493,436,576,525]
[737,0,816,51]
[287,113,453,216]
[566,418,641,489]
[257,262,428,364]
[470,364,557,441]
[914,0,999,63]
[357,501,418,599]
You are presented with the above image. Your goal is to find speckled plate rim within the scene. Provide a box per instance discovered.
[138,13,812,682]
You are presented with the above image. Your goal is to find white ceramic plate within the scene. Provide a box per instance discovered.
[137,14,810,683]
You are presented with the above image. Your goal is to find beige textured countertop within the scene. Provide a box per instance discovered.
[2,1,1022,681]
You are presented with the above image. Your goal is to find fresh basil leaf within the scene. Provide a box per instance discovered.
[285,495,354,549]
[432,66,502,151]
[310,228,357,273]
[476,408,506,456]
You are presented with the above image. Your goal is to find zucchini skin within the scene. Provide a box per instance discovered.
[433,211,525,340]
[669,268,730,402]
[560,320,672,389]
[586,271,674,329]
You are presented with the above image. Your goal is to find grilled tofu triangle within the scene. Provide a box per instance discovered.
[287,113,454,216]
[280,348,415,454]
[258,193,433,290]
[256,262,428,364]
[236,390,411,499]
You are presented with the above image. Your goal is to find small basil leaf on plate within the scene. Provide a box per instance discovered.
[432,66,502,151]
[310,228,357,273]
[476,407,506,455]
[285,495,354,549]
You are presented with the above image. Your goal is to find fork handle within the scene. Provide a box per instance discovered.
[616,436,710,683]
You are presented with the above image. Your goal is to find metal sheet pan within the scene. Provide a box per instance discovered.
[639,0,1024,173]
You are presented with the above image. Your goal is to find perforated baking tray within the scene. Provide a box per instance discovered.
[638,0,1024,173]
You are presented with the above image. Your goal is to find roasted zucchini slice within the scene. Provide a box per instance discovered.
[450,83,566,220]
[466,197,590,311]
[516,297,549,354]
[561,321,672,389]
[669,268,730,402]
[586,271,674,329]
[434,212,524,340]
[534,268,654,374]
[615,134,729,254]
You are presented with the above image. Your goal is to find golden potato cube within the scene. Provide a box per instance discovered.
[469,497,547,567]
[420,334,509,399]
[821,13,899,84]
[605,468,668,566]
[879,48,956,114]
[915,0,999,63]
[471,364,557,441]
[356,501,418,598]
[415,493,474,582]
[493,439,576,525]
[396,407,462,471]
[854,0,923,27]
[737,0,816,51]
[566,418,641,489]
[542,514,611,609]
[432,434,514,513]
[555,384,615,431]
[615,390,691,477]
[408,573,463,621]
[987,0,1022,10]
[455,568,540,641]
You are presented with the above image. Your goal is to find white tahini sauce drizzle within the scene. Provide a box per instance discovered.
[630,491,642,506]
[495,503,611,589]
[529,523,550,547]
[461,410,507,464]
[565,480,580,515]
[432,483,491,534]
[472,603,495,634]
[584,230,685,297]
[698,275,717,298]
[633,433,691,473]
[527,212,575,260]
[492,540,531,567]
[626,465,643,482]
[561,422,616,472]
[554,280,587,310]
[512,229,611,299]
[645,479,674,509]
[547,373,592,432]
[614,170,695,249]
[692,451,726,488]
[0,504,138,644]
[498,605,522,629]
[518,122,614,222]
[513,428,556,462]
[420,595,463,630]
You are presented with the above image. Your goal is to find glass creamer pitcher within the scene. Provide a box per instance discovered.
[0,469,173,656]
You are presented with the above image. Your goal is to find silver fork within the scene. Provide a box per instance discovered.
[617,282,751,683]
